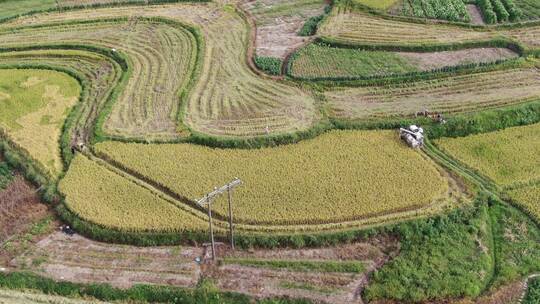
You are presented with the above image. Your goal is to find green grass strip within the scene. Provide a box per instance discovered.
[223,258,365,273]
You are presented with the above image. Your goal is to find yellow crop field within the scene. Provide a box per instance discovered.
[435,123,540,187]
[0,69,80,176]
[508,184,540,222]
[95,130,450,226]
[59,155,208,232]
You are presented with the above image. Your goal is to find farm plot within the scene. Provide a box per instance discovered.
[324,64,540,120]
[289,43,517,79]
[435,123,540,221]
[435,123,540,187]
[514,0,540,20]
[11,232,203,289]
[59,155,209,233]
[1,3,319,138]
[0,19,198,140]
[241,0,327,59]
[318,5,540,49]
[0,49,123,149]
[399,0,470,22]
[94,130,452,227]
[0,69,80,176]
[352,0,399,10]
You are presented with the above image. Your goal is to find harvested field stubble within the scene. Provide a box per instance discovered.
[0,3,318,138]
[0,20,198,140]
[325,63,540,120]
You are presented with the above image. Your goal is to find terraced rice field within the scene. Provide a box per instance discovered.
[0,19,198,140]
[0,4,318,138]
[325,63,540,120]
[435,123,540,187]
[94,130,452,227]
[0,49,122,147]
[435,123,540,221]
[59,155,209,232]
[319,5,540,49]
[0,69,80,175]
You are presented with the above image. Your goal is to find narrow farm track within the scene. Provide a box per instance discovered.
[0,19,197,140]
[325,65,540,120]
[0,2,318,137]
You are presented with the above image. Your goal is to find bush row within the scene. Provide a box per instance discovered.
[427,100,540,139]
[298,3,333,36]
[254,56,283,75]
[478,0,522,24]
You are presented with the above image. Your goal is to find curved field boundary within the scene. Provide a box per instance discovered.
[0,18,201,141]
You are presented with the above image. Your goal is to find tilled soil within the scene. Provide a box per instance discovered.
[467,4,485,25]
[211,236,400,304]
[241,0,327,59]
[10,233,204,289]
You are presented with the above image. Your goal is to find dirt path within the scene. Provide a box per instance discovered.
[467,4,485,25]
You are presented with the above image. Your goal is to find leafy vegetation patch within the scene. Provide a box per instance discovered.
[365,201,494,302]
[95,130,450,226]
[401,0,471,22]
[514,0,540,20]
[524,277,540,304]
[0,162,13,190]
[254,56,283,75]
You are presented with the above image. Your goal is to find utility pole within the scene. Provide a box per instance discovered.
[196,178,242,261]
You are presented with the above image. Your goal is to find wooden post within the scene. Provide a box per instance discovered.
[227,184,235,250]
[207,194,216,262]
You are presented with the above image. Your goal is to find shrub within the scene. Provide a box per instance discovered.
[254,56,282,75]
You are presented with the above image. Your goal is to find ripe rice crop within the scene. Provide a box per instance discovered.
[435,123,540,187]
[95,130,450,226]
[352,0,398,10]
[0,69,80,176]
[59,155,208,232]
[324,65,540,120]
[508,183,540,222]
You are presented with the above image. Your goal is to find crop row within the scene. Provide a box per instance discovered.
[401,0,470,22]
[94,130,450,226]
[477,0,522,24]
[324,65,540,120]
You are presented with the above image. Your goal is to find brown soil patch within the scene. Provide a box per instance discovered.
[399,48,518,71]
[241,0,327,59]
[0,175,50,266]
[10,232,204,289]
[467,4,485,26]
